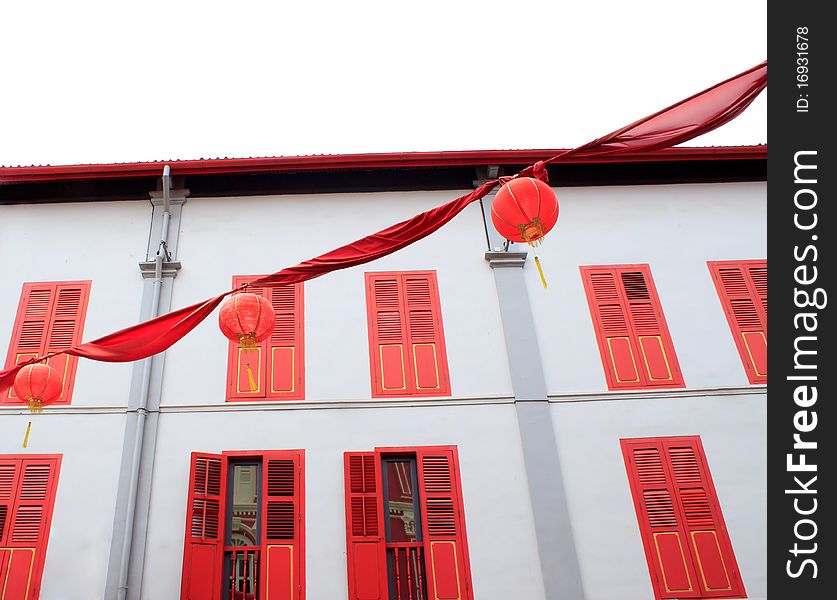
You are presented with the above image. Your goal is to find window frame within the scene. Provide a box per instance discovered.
[364,270,452,399]
[225,276,305,402]
[620,436,746,599]
[180,449,305,600]
[707,259,767,384]
[2,280,92,406]
[580,264,684,391]
[0,453,62,600]
[343,445,473,600]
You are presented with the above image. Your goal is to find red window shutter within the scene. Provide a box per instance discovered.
[180,453,226,600]
[3,281,91,405]
[404,274,451,396]
[366,274,410,396]
[708,260,767,383]
[581,265,684,390]
[260,450,304,600]
[226,277,305,401]
[0,455,61,600]
[343,452,386,600]
[266,285,305,400]
[416,447,473,600]
[365,271,451,398]
[621,437,745,599]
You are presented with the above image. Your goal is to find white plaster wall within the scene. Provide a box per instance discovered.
[0,182,767,599]
[0,200,150,407]
[162,191,513,404]
[0,412,125,600]
[525,182,767,393]
[550,394,766,600]
[141,404,544,600]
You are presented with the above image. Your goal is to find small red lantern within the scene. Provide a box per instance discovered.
[491,177,559,246]
[219,292,275,393]
[13,363,63,414]
[491,177,559,287]
[219,292,275,349]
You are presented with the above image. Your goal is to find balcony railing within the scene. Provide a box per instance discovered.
[387,542,426,600]
[225,547,259,600]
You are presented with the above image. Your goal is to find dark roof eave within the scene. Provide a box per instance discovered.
[0,145,766,184]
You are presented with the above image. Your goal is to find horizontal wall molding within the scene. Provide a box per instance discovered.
[0,406,128,415]
[160,396,516,413]
[0,397,514,416]
[0,385,765,417]
[548,384,767,403]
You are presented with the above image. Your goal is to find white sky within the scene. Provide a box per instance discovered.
[0,0,766,167]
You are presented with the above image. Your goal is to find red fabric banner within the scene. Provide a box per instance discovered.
[559,61,767,159]
[0,61,767,395]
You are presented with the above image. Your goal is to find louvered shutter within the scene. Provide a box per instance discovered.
[619,269,682,387]
[622,442,701,598]
[0,456,61,600]
[665,440,745,597]
[0,462,14,546]
[226,278,305,401]
[343,452,387,600]
[5,286,52,374]
[366,274,410,396]
[708,260,767,383]
[3,282,90,405]
[44,283,89,404]
[622,438,745,599]
[180,453,226,600]
[266,285,304,400]
[583,270,642,386]
[261,451,304,600]
[417,447,473,600]
[581,266,683,390]
[404,274,451,395]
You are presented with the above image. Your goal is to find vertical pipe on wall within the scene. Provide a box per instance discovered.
[116,166,172,600]
[475,166,506,253]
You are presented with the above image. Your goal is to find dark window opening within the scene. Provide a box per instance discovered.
[224,461,261,600]
[383,457,427,600]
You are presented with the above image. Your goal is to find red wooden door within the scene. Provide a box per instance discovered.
[181,453,227,600]
[260,451,304,600]
[343,453,387,600]
[0,456,61,600]
[416,447,473,600]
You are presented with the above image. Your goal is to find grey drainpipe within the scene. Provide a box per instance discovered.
[116,166,171,600]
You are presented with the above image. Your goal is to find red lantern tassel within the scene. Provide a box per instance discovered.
[246,363,258,393]
[240,339,260,393]
[23,420,32,448]
[534,255,548,289]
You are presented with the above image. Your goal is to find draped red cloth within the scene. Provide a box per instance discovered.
[0,61,767,394]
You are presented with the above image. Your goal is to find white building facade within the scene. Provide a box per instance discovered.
[0,148,767,600]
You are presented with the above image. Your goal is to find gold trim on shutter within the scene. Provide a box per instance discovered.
[652,532,694,594]
[0,547,35,600]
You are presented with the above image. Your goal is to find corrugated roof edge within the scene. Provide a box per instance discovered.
[0,145,766,184]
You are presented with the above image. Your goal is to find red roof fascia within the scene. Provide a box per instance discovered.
[0,146,766,184]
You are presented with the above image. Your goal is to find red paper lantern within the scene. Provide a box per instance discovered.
[14,363,63,414]
[491,177,559,246]
[218,292,275,348]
